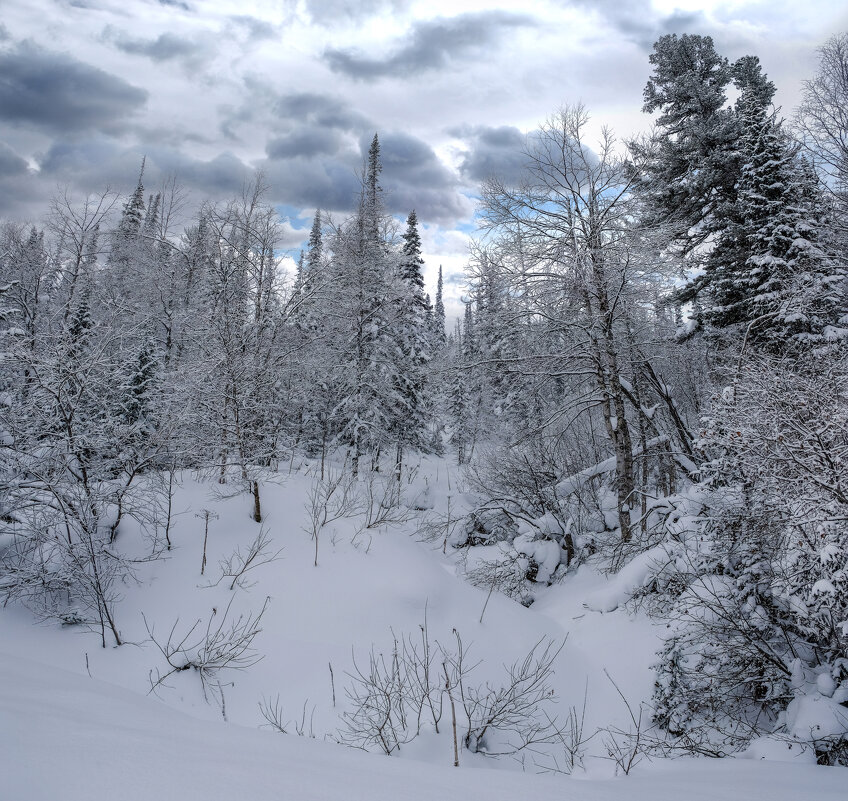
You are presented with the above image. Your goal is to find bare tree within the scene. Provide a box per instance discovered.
[796,33,848,215]
[479,106,644,543]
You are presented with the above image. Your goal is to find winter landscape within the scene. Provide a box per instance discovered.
[2,2,848,799]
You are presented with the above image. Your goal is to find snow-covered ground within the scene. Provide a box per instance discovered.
[5,652,847,801]
[1,457,845,799]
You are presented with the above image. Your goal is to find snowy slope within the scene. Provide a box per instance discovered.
[4,652,847,801]
[0,461,647,740]
[1,458,846,798]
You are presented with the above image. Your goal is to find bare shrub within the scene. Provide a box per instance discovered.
[338,638,412,755]
[259,695,317,738]
[361,471,416,530]
[204,527,283,591]
[145,595,269,715]
[452,634,565,756]
[337,624,566,761]
[303,469,362,567]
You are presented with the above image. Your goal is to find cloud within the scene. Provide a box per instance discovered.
[240,81,476,224]
[261,117,472,224]
[102,27,213,69]
[267,128,344,159]
[272,91,371,131]
[33,137,253,208]
[363,131,472,223]
[301,0,412,26]
[276,219,312,251]
[563,0,705,49]
[324,11,536,81]
[260,157,364,214]
[0,40,147,135]
[156,0,192,11]
[0,141,29,177]
[450,125,528,184]
[229,15,279,42]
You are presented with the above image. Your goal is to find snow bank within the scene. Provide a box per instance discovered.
[584,545,673,612]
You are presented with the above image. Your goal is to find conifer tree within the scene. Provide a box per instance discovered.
[124,337,158,443]
[636,34,738,254]
[330,135,395,473]
[391,210,431,470]
[118,159,146,239]
[433,264,446,346]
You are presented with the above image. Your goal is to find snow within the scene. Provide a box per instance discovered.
[513,533,562,583]
[556,437,669,497]
[0,457,845,799]
[583,545,672,613]
[4,650,847,801]
[784,693,848,745]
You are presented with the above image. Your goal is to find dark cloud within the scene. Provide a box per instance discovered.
[0,40,147,135]
[373,131,450,187]
[260,118,471,224]
[156,0,192,11]
[0,137,138,221]
[37,137,142,188]
[0,24,10,41]
[451,121,603,188]
[34,135,251,198]
[154,150,252,197]
[324,11,536,81]
[564,0,705,49]
[361,131,470,223]
[272,91,370,131]
[267,128,344,159]
[450,125,528,184]
[0,141,29,177]
[0,172,44,220]
[218,81,371,144]
[229,15,279,42]
[102,27,212,68]
[261,158,363,213]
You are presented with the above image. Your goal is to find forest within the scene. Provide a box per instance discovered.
[1,31,848,778]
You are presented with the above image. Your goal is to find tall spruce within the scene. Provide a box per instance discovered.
[392,210,431,466]
[433,264,446,346]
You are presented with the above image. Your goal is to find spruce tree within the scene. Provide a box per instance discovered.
[391,210,431,466]
[636,34,738,253]
[117,159,146,241]
[329,135,395,473]
[695,72,846,347]
[433,264,446,346]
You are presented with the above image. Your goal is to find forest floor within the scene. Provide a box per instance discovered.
[1,455,845,800]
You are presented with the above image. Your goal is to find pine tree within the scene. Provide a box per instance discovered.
[735,120,846,347]
[306,210,323,272]
[364,134,382,241]
[143,191,161,239]
[296,210,324,331]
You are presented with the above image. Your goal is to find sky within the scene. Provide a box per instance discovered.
[1,0,847,312]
